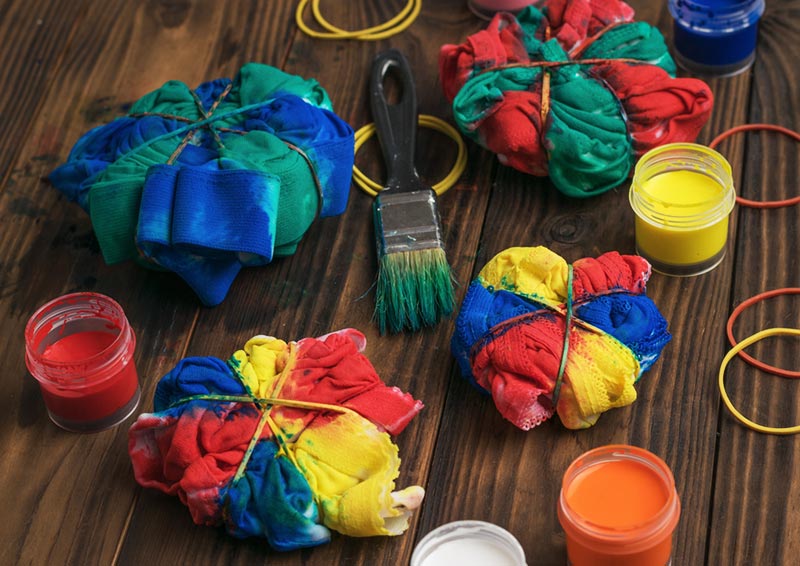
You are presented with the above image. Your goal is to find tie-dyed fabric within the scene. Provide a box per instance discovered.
[439,0,713,198]
[49,63,354,306]
[452,246,670,430]
[129,329,424,551]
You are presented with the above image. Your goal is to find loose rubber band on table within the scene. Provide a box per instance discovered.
[727,288,800,378]
[719,328,800,435]
[353,114,467,197]
[709,124,800,208]
[296,0,421,40]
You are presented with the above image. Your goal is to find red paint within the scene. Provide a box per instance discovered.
[43,331,117,362]
[25,293,140,432]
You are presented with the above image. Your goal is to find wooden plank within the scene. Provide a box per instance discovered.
[707,0,800,563]
[0,0,90,186]
[115,1,496,564]
[415,2,759,565]
[0,2,298,565]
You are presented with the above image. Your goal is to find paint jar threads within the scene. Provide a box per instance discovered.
[25,292,140,433]
[669,0,765,77]
[558,445,681,566]
[410,520,527,566]
[468,0,535,20]
[629,143,736,277]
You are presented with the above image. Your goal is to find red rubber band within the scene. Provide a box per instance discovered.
[727,288,800,378]
[709,124,800,209]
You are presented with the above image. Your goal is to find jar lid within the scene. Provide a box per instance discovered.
[669,0,765,34]
[410,521,527,566]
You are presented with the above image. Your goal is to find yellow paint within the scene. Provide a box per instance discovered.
[634,169,729,266]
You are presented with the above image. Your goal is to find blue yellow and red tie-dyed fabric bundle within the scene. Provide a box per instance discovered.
[49,63,354,306]
[128,329,424,551]
[439,0,713,198]
[452,246,671,430]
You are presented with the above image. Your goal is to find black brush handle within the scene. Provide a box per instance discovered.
[370,49,424,193]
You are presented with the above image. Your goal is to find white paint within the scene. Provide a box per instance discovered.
[421,537,520,565]
[411,521,526,566]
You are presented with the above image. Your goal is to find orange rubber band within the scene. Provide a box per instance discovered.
[709,124,800,208]
[727,288,800,378]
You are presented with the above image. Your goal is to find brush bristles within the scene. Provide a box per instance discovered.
[375,248,455,334]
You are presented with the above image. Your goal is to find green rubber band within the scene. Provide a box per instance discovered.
[552,264,574,407]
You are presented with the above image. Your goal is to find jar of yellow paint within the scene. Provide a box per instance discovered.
[629,143,736,276]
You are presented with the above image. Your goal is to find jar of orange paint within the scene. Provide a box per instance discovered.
[558,445,681,566]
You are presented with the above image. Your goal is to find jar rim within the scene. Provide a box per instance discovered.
[410,520,527,566]
[629,143,735,229]
[558,445,681,554]
[24,292,135,389]
[669,0,765,34]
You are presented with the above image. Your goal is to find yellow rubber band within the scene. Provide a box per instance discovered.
[353,114,467,197]
[296,0,421,40]
[719,327,800,435]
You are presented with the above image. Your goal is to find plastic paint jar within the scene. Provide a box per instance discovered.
[668,0,765,76]
[410,520,527,566]
[629,143,736,277]
[25,292,140,433]
[468,0,535,20]
[558,445,681,566]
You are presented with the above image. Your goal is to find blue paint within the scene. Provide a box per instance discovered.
[669,0,765,74]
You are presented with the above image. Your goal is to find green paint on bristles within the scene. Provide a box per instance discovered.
[375,248,455,334]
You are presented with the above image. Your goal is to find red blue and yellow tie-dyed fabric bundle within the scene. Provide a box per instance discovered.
[452,246,671,430]
[128,329,424,551]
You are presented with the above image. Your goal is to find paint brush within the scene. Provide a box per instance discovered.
[369,49,454,334]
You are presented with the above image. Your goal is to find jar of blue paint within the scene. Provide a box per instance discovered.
[668,0,765,76]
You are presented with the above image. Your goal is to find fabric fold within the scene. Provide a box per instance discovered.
[129,329,424,551]
[452,246,671,430]
[439,1,712,197]
[49,63,354,305]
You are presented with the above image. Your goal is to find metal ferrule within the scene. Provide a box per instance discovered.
[374,189,445,256]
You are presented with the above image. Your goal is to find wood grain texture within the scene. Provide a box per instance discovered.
[0,0,90,186]
[0,0,797,565]
[707,1,800,564]
[0,2,297,565]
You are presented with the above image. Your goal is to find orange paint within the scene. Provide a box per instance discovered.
[558,445,680,566]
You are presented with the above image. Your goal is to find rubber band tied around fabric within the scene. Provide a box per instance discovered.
[135,93,326,218]
[719,328,800,435]
[453,246,671,431]
[727,288,800,378]
[438,2,714,198]
[128,330,425,550]
[552,264,574,406]
[296,0,421,40]
[709,124,800,208]
[475,23,648,133]
[353,114,467,197]
[48,64,354,307]
[168,354,353,486]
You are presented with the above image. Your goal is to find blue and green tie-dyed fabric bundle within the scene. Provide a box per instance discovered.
[49,63,354,306]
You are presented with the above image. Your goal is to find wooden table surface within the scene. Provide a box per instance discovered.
[1,1,798,564]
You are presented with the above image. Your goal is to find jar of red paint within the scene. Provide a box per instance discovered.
[25,292,140,433]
